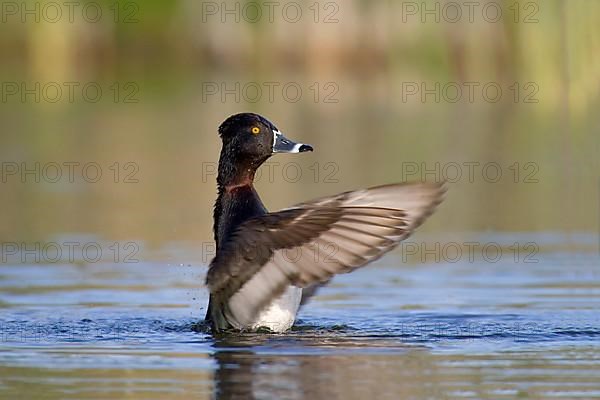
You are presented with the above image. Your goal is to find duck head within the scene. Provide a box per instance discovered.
[217,113,313,188]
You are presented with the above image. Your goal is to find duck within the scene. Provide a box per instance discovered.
[205,112,445,333]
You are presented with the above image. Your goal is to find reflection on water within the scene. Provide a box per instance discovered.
[1,235,599,399]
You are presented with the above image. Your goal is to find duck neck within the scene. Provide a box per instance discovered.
[216,147,262,190]
[213,150,267,248]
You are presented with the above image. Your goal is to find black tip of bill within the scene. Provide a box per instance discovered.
[298,144,313,153]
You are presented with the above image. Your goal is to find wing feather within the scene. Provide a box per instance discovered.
[207,182,446,329]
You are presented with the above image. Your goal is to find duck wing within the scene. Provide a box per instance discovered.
[206,182,446,329]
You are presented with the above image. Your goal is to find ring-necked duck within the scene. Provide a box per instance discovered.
[205,113,445,333]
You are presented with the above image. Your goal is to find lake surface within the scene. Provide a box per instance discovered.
[1,233,599,399]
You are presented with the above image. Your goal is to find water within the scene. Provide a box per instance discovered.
[1,234,599,399]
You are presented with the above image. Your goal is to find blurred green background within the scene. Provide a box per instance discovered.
[0,0,598,249]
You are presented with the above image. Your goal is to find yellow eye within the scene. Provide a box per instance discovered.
[251,127,260,135]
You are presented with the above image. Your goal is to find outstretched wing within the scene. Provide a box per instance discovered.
[206,182,446,329]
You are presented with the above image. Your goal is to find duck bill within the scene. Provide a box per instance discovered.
[273,130,313,153]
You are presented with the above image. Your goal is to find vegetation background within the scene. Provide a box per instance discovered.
[1,0,598,250]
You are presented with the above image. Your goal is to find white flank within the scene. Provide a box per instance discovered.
[250,286,302,332]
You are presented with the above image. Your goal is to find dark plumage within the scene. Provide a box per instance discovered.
[205,112,445,333]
